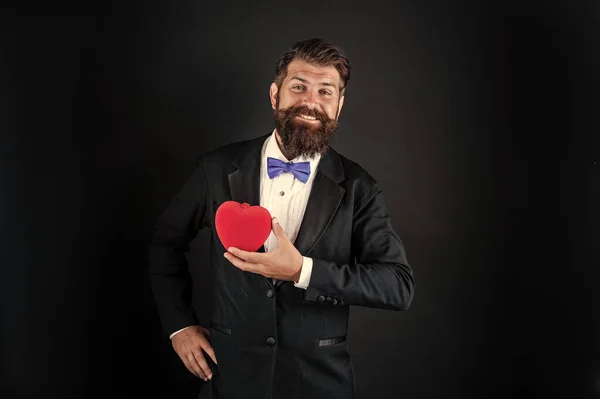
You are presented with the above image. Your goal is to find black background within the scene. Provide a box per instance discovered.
[2,1,599,398]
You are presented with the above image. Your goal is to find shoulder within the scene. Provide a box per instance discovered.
[328,147,383,200]
[195,133,269,168]
[196,137,252,164]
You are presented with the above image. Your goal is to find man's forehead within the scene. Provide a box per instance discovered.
[285,59,341,85]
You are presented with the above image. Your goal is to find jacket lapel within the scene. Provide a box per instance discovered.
[274,147,346,289]
[292,147,346,256]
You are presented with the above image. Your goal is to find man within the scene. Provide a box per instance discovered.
[148,38,415,399]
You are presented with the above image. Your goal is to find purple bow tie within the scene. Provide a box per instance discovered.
[267,157,311,183]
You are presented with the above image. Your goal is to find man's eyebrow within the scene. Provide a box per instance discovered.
[290,76,309,84]
[290,76,337,89]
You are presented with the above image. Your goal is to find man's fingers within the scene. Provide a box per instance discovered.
[224,252,259,272]
[180,355,203,379]
[186,353,208,380]
[172,328,215,381]
[271,217,287,240]
[192,350,213,380]
[227,247,266,263]
[179,356,195,377]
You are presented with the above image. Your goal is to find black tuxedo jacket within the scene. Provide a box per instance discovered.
[148,132,415,399]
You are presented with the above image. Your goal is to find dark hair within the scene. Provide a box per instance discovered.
[274,38,351,94]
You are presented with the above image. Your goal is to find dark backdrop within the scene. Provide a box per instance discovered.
[2,1,599,398]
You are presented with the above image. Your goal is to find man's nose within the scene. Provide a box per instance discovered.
[301,89,319,107]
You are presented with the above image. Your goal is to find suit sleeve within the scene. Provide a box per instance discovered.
[302,184,415,311]
[148,158,210,339]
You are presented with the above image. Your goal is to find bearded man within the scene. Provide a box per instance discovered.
[148,38,415,399]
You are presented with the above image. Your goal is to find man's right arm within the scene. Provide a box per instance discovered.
[148,157,210,340]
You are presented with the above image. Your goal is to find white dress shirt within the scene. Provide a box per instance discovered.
[170,130,319,339]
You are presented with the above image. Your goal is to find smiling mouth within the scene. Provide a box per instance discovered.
[296,114,320,122]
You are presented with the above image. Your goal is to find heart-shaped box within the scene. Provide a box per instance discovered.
[215,201,272,252]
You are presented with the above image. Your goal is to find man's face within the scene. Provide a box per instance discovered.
[270,58,345,160]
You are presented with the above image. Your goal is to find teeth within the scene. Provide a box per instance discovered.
[299,114,317,120]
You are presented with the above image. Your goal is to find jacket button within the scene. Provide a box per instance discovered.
[325,297,332,303]
[266,289,274,298]
[317,295,325,303]
[266,337,276,346]
[332,298,338,305]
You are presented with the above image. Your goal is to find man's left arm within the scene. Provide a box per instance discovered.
[301,184,415,311]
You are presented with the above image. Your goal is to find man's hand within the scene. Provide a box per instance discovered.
[171,325,217,381]
[224,217,303,282]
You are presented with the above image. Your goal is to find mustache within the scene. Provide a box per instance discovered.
[282,105,329,122]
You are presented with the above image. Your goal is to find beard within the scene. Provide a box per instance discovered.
[272,99,339,160]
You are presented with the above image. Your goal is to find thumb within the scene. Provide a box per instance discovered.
[272,217,287,240]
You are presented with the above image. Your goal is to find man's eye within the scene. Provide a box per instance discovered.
[320,90,332,96]
[293,85,304,90]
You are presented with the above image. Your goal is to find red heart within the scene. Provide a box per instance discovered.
[215,201,272,252]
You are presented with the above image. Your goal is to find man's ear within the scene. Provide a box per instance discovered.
[269,82,278,110]
[337,94,345,119]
